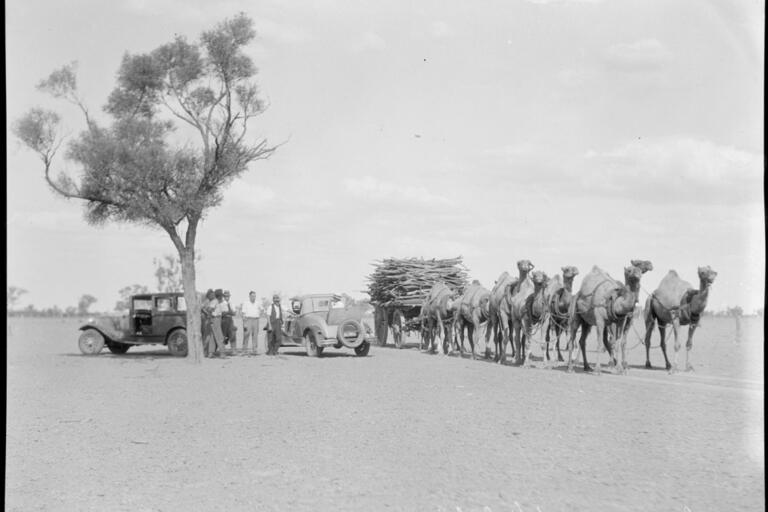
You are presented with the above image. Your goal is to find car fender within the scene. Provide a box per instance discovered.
[79,317,124,343]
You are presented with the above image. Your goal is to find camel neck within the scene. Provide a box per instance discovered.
[563,276,575,293]
[690,282,711,313]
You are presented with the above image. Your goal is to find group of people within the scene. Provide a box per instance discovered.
[201,290,285,358]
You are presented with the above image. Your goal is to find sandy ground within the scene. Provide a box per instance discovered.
[5,315,764,512]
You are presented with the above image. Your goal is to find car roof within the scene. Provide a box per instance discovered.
[132,292,184,300]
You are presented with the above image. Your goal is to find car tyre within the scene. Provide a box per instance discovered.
[78,329,105,355]
[305,331,321,357]
[354,341,370,357]
[167,329,188,357]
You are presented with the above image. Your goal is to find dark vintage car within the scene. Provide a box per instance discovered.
[283,294,376,357]
[78,293,189,356]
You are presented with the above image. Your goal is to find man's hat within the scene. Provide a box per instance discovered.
[223,290,231,297]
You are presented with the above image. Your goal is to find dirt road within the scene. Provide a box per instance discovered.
[5,317,764,511]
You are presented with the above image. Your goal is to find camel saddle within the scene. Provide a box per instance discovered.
[459,283,487,309]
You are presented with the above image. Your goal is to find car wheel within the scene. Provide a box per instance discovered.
[106,340,131,354]
[305,332,320,357]
[78,329,105,355]
[167,329,188,357]
[354,341,370,357]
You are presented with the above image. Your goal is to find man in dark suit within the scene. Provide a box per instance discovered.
[265,294,284,355]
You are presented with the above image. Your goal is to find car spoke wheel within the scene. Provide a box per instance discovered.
[167,329,188,357]
[78,329,105,355]
[305,332,320,357]
[354,341,370,357]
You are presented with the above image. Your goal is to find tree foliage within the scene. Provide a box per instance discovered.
[7,286,29,310]
[115,284,150,311]
[77,294,98,315]
[13,13,278,362]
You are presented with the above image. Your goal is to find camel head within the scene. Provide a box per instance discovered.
[630,259,654,274]
[516,260,535,273]
[623,265,644,286]
[561,266,579,279]
[531,270,548,288]
[697,266,718,288]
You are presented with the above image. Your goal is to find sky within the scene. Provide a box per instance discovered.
[6,0,765,313]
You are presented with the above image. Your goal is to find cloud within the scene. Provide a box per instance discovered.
[352,31,387,52]
[603,38,673,71]
[254,18,310,45]
[582,137,763,205]
[523,0,603,4]
[343,176,449,206]
[225,181,276,212]
[429,21,456,39]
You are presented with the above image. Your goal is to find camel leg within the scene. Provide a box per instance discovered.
[544,320,551,362]
[644,310,656,369]
[657,323,672,370]
[499,312,511,364]
[566,316,579,372]
[578,321,592,372]
[467,323,476,360]
[594,317,606,375]
[684,322,698,371]
[670,318,681,373]
[618,322,629,375]
[484,314,494,360]
[555,323,565,362]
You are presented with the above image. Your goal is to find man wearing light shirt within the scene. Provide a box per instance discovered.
[241,291,261,354]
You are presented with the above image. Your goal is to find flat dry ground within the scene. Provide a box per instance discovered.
[5,316,764,512]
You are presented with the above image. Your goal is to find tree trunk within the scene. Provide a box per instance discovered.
[180,248,204,363]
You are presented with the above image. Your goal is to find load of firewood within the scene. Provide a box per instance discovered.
[366,256,469,305]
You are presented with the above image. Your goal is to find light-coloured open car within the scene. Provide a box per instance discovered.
[283,294,375,357]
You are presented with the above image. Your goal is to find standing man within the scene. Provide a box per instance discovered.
[265,294,284,356]
[222,290,237,354]
[241,291,261,355]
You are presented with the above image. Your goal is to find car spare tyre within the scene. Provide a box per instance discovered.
[336,319,365,348]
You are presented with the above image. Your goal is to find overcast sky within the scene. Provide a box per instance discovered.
[6,0,764,313]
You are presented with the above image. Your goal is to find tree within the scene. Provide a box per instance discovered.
[14,14,278,362]
[7,286,28,311]
[115,284,150,311]
[77,294,97,315]
[154,252,201,292]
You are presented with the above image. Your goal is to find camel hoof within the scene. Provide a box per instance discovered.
[645,361,652,369]
[557,355,564,363]
[567,365,575,373]
[583,365,593,373]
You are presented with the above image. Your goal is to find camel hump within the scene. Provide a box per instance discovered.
[546,274,564,295]
[654,270,694,305]
[577,267,619,297]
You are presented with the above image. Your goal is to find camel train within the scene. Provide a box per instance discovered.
[416,260,717,375]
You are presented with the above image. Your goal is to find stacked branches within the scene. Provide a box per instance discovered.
[367,257,470,306]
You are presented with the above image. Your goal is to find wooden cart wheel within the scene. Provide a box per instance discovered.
[374,306,388,346]
[392,309,405,349]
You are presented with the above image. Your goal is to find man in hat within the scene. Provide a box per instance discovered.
[221,290,237,354]
[265,294,284,355]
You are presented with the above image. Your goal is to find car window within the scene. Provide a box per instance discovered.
[133,298,152,311]
[313,298,331,312]
[156,298,172,311]
[177,297,187,311]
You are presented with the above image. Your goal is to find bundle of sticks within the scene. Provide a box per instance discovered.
[366,256,470,305]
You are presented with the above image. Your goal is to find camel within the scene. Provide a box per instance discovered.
[643,266,717,372]
[521,270,551,368]
[485,271,518,362]
[566,260,653,374]
[504,259,535,365]
[420,282,458,354]
[544,266,579,363]
[453,280,490,359]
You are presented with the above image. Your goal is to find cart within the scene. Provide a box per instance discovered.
[372,296,425,349]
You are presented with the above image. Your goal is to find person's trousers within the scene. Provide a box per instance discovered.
[243,318,260,353]
[267,329,282,355]
[222,317,237,349]
[208,317,225,355]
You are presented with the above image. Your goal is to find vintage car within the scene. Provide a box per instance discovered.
[283,294,375,357]
[77,292,189,356]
